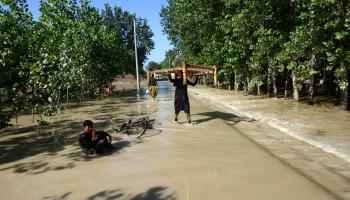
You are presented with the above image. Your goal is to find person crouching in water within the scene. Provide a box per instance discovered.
[149,73,158,101]
[168,72,198,123]
[79,120,112,155]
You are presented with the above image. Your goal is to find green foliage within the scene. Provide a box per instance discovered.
[38,120,49,126]
[160,49,181,68]
[146,61,162,70]
[160,0,350,109]
[0,108,12,130]
[0,0,32,97]
[1,0,155,116]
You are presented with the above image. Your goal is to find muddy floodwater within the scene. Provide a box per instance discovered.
[0,81,350,200]
[193,86,350,163]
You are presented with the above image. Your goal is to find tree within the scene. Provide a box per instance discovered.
[160,0,350,110]
[0,0,33,97]
[160,49,181,69]
[146,61,161,70]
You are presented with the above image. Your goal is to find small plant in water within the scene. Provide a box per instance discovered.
[38,120,49,126]
[0,113,12,129]
[316,129,326,136]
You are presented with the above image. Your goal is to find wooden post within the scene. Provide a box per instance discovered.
[213,65,217,88]
[147,68,150,83]
[15,114,18,128]
[32,107,34,123]
[182,62,187,85]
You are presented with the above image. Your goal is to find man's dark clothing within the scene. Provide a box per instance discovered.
[149,77,157,86]
[79,131,111,155]
[169,74,198,114]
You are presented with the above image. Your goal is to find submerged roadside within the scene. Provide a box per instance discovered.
[190,86,350,163]
[189,86,350,199]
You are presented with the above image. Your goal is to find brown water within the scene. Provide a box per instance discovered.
[191,86,350,163]
[0,81,348,199]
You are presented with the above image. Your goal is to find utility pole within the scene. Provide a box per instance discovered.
[133,18,140,94]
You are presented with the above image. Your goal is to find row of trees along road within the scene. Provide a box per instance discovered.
[0,0,154,129]
[160,0,350,111]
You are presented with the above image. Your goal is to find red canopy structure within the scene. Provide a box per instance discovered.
[147,63,217,87]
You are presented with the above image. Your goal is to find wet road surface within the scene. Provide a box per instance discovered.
[0,81,344,199]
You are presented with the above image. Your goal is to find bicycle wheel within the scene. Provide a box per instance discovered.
[117,119,132,132]
[146,119,155,129]
[126,118,147,138]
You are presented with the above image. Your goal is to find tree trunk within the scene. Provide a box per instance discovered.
[267,65,272,97]
[272,71,277,98]
[101,87,104,100]
[56,90,61,115]
[32,107,35,123]
[234,74,239,92]
[15,113,18,128]
[292,71,299,101]
[308,75,315,105]
[284,76,288,100]
[258,84,261,96]
[340,61,349,110]
[244,76,249,95]
[308,54,316,105]
[66,87,69,104]
[80,84,83,104]
[228,78,231,91]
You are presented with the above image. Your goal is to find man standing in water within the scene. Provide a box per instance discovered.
[168,72,198,123]
[148,73,158,101]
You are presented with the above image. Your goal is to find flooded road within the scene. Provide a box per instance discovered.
[191,86,350,164]
[0,81,348,199]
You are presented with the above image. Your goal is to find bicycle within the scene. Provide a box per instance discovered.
[109,116,155,138]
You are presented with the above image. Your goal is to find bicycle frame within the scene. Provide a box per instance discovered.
[110,116,155,138]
